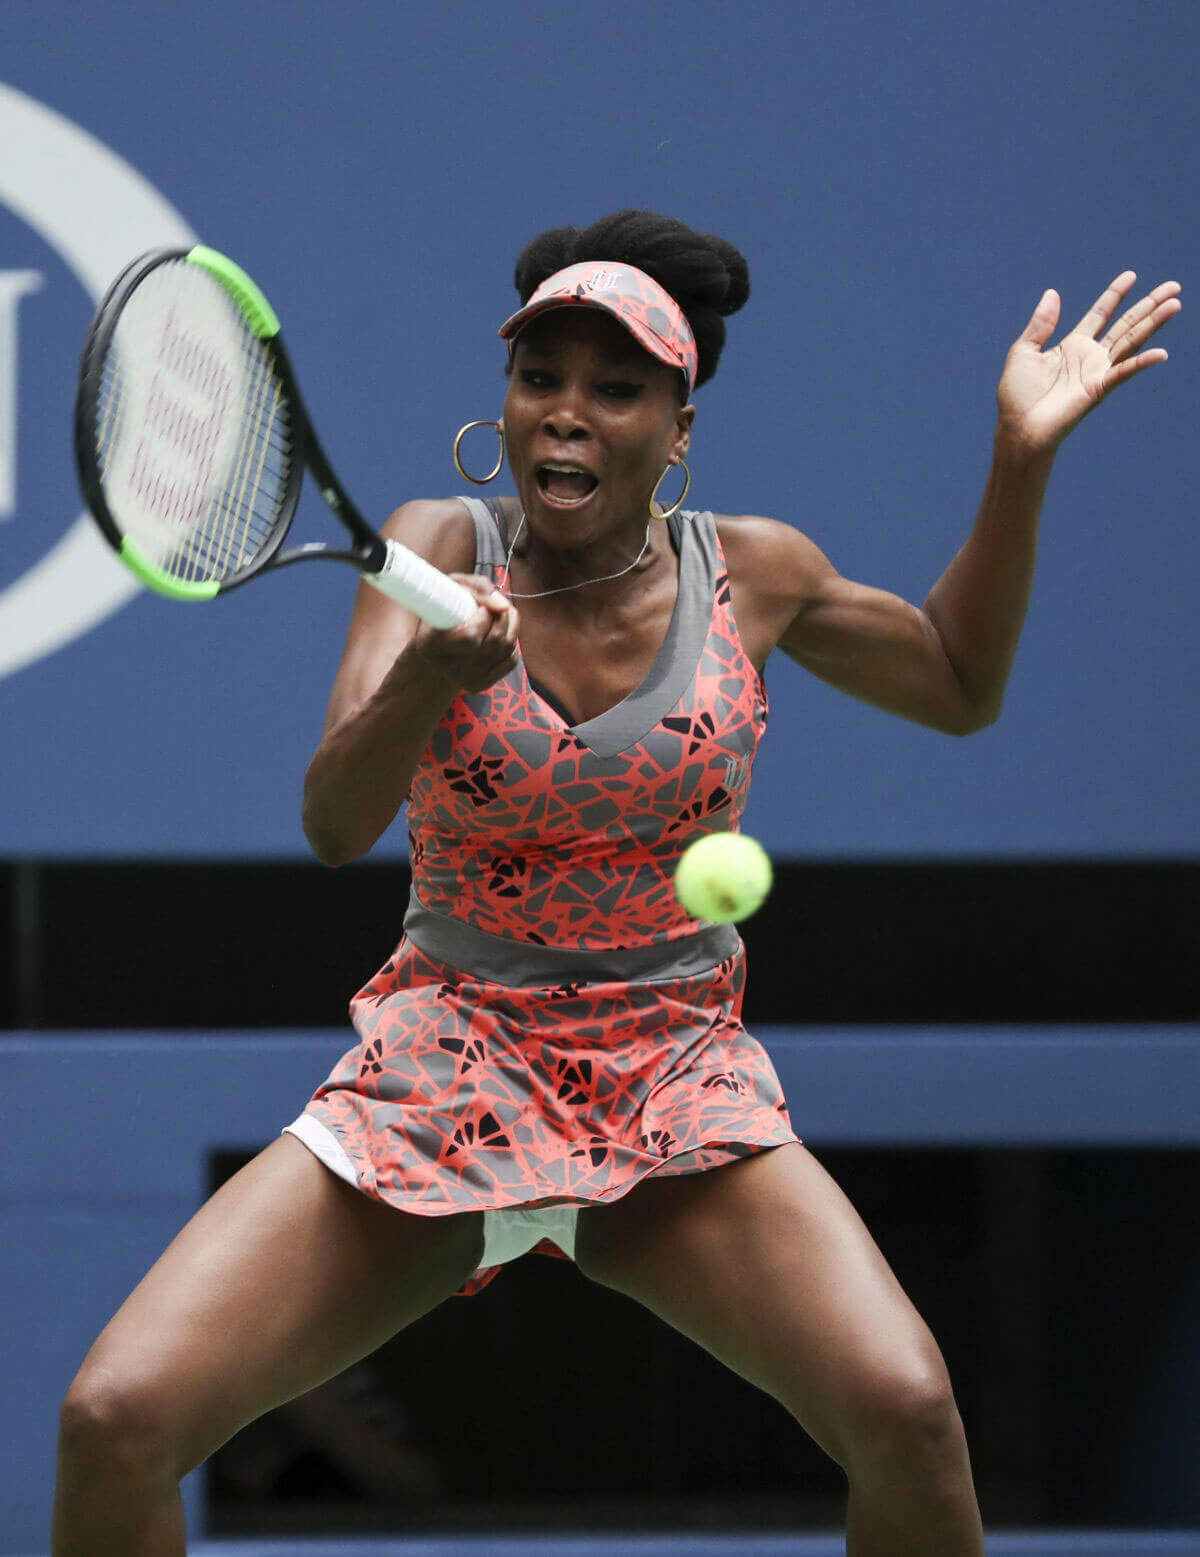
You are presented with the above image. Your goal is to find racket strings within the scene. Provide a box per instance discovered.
[96,350,129,476]
[204,325,281,579]
[93,259,294,585]
[175,327,283,583]
[229,345,285,571]
[160,310,289,583]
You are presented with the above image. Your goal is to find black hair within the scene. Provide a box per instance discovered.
[509,208,750,400]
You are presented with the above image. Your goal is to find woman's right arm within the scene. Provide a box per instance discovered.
[301,498,519,866]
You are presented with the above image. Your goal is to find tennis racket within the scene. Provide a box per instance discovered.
[73,244,476,626]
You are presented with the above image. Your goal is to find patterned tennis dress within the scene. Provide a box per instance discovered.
[283,496,802,1297]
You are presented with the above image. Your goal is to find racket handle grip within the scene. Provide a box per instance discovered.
[366,539,477,628]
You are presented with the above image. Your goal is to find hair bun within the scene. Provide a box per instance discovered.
[513,225,580,303]
[701,233,751,317]
[510,209,751,390]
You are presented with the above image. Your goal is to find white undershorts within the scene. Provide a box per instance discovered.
[282,1113,579,1271]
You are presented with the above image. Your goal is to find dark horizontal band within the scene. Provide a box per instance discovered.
[402,889,739,988]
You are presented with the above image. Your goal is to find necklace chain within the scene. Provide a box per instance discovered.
[499,511,653,599]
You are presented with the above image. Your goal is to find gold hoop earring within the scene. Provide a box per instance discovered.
[454,419,505,484]
[649,458,691,520]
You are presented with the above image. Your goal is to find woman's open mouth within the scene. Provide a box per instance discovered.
[535,463,600,509]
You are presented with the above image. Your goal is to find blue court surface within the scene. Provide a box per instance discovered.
[21,1536,1200,1556]
[171,1534,1200,1556]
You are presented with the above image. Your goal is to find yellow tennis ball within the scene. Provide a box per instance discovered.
[674,831,773,924]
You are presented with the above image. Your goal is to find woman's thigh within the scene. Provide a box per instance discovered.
[573,1142,956,1471]
[63,1132,485,1477]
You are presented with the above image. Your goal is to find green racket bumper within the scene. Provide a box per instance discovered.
[186,245,281,339]
[119,537,221,600]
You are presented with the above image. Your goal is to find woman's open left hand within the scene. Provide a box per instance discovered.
[996,271,1182,455]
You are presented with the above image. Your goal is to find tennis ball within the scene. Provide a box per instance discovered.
[674,831,773,924]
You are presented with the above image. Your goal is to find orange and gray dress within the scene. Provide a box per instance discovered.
[283,496,801,1297]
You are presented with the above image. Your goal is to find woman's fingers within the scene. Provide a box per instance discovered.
[1104,281,1183,361]
[440,573,520,688]
[1071,271,1137,338]
[491,604,521,676]
[444,575,507,640]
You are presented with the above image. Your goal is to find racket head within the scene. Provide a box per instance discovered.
[74,246,304,600]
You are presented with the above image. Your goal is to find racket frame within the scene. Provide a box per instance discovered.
[74,245,389,599]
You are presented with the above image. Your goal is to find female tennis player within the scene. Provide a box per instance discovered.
[53,210,1180,1555]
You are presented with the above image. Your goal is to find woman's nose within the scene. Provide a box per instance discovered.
[540,409,591,442]
[539,383,592,441]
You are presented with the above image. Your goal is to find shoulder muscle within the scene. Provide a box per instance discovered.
[714,512,836,663]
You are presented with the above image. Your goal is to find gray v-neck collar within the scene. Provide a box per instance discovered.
[456,496,716,759]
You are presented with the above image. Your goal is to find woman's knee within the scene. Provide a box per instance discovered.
[839,1362,966,1477]
[59,1367,181,1481]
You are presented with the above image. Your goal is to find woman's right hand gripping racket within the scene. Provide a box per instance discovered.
[73,244,477,629]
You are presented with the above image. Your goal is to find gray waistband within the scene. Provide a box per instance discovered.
[402,890,739,987]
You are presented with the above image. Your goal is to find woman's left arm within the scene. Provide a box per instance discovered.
[742,272,1181,735]
[928,271,1181,728]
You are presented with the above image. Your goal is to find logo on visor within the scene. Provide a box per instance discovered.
[0,84,199,680]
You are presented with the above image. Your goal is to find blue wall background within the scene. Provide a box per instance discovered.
[1,0,1195,857]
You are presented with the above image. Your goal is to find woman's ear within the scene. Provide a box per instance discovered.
[673,404,696,460]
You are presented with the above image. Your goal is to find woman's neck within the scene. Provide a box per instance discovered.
[500,496,672,614]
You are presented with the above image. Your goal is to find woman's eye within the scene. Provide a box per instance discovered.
[517,372,641,398]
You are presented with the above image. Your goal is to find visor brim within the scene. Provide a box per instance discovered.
[499,297,693,394]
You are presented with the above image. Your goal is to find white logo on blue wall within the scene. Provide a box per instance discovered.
[0,84,198,679]
[0,269,43,519]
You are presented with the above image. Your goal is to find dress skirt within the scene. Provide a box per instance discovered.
[283,933,802,1297]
